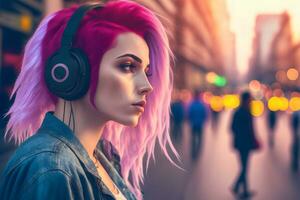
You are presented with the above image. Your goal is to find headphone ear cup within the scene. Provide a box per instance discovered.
[45,48,90,101]
[69,48,91,100]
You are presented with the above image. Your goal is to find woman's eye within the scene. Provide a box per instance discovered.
[120,63,136,73]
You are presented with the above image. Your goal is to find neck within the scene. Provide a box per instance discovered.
[54,97,108,160]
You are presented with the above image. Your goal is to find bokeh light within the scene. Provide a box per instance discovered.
[209,96,224,112]
[202,91,213,104]
[20,15,32,32]
[251,100,264,117]
[273,88,283,97]
[267,96,289,111]
[223,94,240,109]
[290,97,300,111]
[206,72,217,84]
[279,97,289,111]
[291,92,300,97]
[286,68,299,81]
[249,80,261,91]
[268,96,280,111]
[214,76,227,87]
[264,89,273,99]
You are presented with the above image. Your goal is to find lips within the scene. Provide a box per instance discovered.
[132,100,146,112]
[132,100,146,107]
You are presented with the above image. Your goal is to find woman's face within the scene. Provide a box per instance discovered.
[94,32,153,126]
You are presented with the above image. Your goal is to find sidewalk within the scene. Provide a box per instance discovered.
[143,111,300,200]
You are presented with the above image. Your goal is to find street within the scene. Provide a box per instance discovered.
[143,111,300,200]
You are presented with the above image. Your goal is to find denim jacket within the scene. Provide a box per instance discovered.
[0,112,136,200]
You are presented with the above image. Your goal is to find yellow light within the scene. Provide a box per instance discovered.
[20,15,32,32]
[206,72,217,83]
[268,97,280,111]
[279,97,289,111]
[290,97,300,111]
[210,96,224,112]
[287,68,299,81]
[223,94,240,109]
[251,100,264,117]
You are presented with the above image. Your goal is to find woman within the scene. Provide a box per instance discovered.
[0,1,177,199]
[230,91,259,198]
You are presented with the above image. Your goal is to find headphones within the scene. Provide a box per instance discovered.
[45,4,104,101]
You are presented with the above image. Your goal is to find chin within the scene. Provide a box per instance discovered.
[116,116,139,127]
[124,119,139,127]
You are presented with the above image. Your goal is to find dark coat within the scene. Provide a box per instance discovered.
[231,107,258,152]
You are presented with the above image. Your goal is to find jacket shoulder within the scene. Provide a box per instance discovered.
[0,132,82,197]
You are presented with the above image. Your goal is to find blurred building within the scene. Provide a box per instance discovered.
[292,44,300,82]
[135,0,236,90]
[0,0,45,172]
[270,13,293,72]
[210,0,237,88]
[249,14,283,83]
[249,13,296,89]
[0,0,44,86]
[0,0,236,90]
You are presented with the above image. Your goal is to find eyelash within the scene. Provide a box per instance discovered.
[119,63,152,77]
[120,63,136,73]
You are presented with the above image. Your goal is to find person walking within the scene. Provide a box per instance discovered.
[187,89,207,160]
[267,110,277,148]
[291,110,300,172]
[171,89,185,142]
[230,91,260,198]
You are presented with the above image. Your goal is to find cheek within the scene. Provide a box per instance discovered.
[94,73,140,126]
[95,71,134,111]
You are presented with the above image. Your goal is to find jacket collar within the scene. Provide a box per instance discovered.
[38,112,100,177]
[38,112,136,200]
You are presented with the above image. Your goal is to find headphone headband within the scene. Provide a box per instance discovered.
[61,4,104,50]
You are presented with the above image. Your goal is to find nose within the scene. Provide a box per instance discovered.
[137,75,153,96]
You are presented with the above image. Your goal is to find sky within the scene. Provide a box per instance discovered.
[226,0,300,79]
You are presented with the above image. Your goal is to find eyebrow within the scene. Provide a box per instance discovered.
[116,54,142,64]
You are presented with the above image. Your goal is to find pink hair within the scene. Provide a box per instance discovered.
[5,0,178,199]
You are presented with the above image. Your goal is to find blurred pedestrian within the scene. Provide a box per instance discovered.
[291,110,300,172]
[230,91,260,198]
[0,65,18,127]
[0,65,18,174]
[171,89,185,142]
[267,110,277,148]
[211,109,220,133]
[187,89,207,160]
